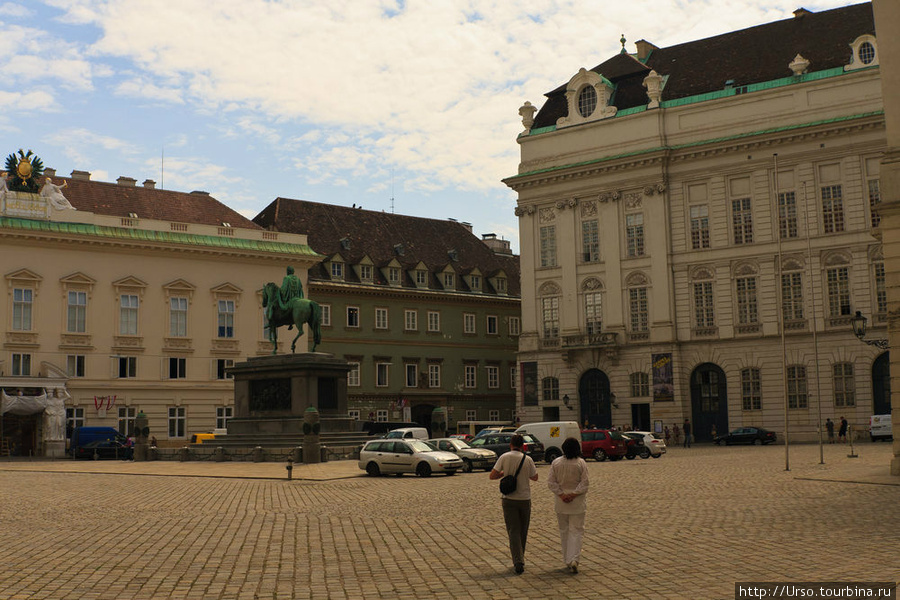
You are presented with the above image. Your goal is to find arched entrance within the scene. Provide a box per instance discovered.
[579,369,612,429]
[872,352,891,415]
[690,363,728,442]
[411,403,437,433]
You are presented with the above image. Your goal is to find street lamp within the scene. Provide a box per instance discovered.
[851,311,889,350]
[562,394,573,409]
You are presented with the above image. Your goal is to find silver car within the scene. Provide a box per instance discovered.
[427,438,497,472]
[358,439,463,477]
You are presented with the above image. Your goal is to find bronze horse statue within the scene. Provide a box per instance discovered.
[261,282,322,354]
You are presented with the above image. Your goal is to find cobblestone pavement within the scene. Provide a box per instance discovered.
[1,443,898,600]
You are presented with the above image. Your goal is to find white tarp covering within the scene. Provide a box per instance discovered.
[1,390,66,442]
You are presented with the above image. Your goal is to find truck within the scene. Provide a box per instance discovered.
[869,414,893,442]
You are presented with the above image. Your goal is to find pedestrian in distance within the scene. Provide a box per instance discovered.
[489,434,539,575]
[664,425,670,444]
[683,419,692,448]
[673,424,681,445]
[839,416,848,443]
[547,437,589,574]
[826,418,835,444]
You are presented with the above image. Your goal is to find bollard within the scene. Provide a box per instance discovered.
[847,425,859,458]
[286,457,293,480]
[320,445,328,463]
[180,446,190,462]
[252,446,265,463]
[291,446,302,463]
[214,446,226,462]
[93,449,99,461]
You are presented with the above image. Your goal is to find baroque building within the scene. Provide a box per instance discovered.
[0,166,317,455]
[253,198,520,431]
[505,2,886,442]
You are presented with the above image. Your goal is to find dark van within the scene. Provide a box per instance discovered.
[70,426,124,454]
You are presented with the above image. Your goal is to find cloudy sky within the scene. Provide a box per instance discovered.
[1,0,860,251]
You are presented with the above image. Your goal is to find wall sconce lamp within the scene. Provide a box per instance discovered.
[611,392,619,409]
[850,311,888,350]
[562,394,573,409]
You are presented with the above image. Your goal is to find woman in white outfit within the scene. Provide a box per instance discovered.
[547,436,589,573]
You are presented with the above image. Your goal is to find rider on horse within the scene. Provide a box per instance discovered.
[268,266,304,328]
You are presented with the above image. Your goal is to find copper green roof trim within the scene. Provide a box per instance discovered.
[508,110,884,180]
[0,217,321,257]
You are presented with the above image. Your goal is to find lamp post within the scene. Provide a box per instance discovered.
[562,394,572,410]
[851,311,889,350]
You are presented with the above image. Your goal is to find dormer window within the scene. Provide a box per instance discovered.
[359,264,373,283]
[415,270,428,287]
[444,273,455,289]
[495,277,507,294]
[859,42,875,65]
[578,86,597,118]
[388,267,400,285]
[331,262,344,280]
[847,35,878,71]
[469,275,481,292]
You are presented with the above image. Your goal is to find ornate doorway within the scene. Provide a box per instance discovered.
[690,363,728,442]
[872,352,891,415]
[579,369,612,429]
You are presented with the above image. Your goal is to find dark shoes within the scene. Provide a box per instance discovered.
[514,563,524,574]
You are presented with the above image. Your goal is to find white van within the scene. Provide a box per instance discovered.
[515,421,581,463]
[384,427,429,441]
[869,414,893,442]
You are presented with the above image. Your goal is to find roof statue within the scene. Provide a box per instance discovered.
[4,149,44,193]
[40,177,75,211]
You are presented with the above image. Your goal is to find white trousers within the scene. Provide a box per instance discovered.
[555,511,585,566]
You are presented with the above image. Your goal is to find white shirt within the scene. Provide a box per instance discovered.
[493,450,537,501]
[547,456,589,514]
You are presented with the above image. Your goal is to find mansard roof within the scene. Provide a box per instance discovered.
[253,197,520,296]
[532,2,875,129]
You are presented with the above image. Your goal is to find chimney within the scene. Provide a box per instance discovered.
[44,168,56,177]
[461,221,473,233]
[142,179,156,189]
[190,190,210,196]
[793,8,812,18]
[70,170,91,181]
[635,39,659,62]
[481,233,513,255]
[117,176,137,187]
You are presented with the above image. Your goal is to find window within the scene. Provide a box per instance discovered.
[781,273,804,321]
[469,275,481,291]
[216,358,234,380]
[375,307,388,330]
[405,363,417,388]
[216,406,233,429]
[119,294,139,335]
[693,282,715,328]
[444,272,455,289]
[359,264,373,282]
[404,310,418,331]
[465,365,477,388]
[331,262,344,280]
[735,277,758,325]
[376,409,388,422]
[582,220,599,262]
[508,316,520,336]
[859,41,876,64]
[541,377,559,401]
[778,192,798,239]
[626,213,644,257]
[66,407,85,433]
[821,185,844,233]
[731,198,753,244]
[630,372,649,397]
[118,406,136,437]
[463,313,476,334]
[347,362,360,387]
[12,353,31,376]
[541,296,559,338]
[742,368,762,410]
[67,291,87,333]
[320,304,331,326]
[347,306,360,328]
[388,267,400,285]
[427,311,440,332]
[690,205,710,249]
[465,409,477,422]
[170,297,188,337]
[510,366,517,389]
[487,366,499,389]
[577,85,597,117]
[875,262,887,315]
[833,363,855,407]
[67,354,85,378]
[12,288,33,331]
[869,178,881,228]
[787,366,808,409]
[348,409,360,421]
[826,267,851,317]
[629,287,649,332]
[494,277,507,294]
[540,225,557,267]
[117,356,137,378]
[428,364,441,388]
[584,291,602,335]
[415,270,427,287]
[376,362,389,387]
[168,406,186,438]
[489,409,500,421]
[217,300,234,338]
[486,315,498,335]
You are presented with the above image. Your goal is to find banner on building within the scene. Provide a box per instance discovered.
[521,362,538,406]
[652,353,674,402]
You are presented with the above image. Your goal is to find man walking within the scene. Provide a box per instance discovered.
[683,419,692,448]
[489,434,538,574]
[839,416,848,443]
[826,418,835,444]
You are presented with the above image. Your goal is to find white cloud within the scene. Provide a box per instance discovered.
[43,127,138,167]
[0,89,55,111]
[115,77,184,104]
[0,3,32,18]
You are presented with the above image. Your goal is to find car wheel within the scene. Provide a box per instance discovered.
[446,470,456,476]
[751,438,759,445]
[626,453,636,460]
[593,449,607,462]
[544,448,561,463]
[416,462,432,477]
[650,452,661,459]
[462,459,473,473]
[639,447,651,459]
[365,462,381,476]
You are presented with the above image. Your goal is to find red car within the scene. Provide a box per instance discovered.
[581,429,627,462]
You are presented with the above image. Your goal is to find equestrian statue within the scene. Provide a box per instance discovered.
[262,266,322,354]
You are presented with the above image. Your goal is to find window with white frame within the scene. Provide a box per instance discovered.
[742,368,763,410]
[494,277,507,294]
[693,282,715,328]
[786,366,807,409]
[119,294,139,335]
[168,406,186,438]
[405,363,417,388]
[404,309,418,331]
[508,316,520,336]
[542,376,559,401]
[427,311,440,332]
[630,372,650,397]
[347,306,360,328]
[428,363,441,388]
[540,225,557,267]
[376,362,389,387]
[486,315,498,335]
[388,267,400,285]
[463,313,476,334]
[375,307,388,330]
[331,262,344,280]
[469,275,481,291]
[464,365,477,388]
[781,272,804,321]
[347,362,361,386]
[12,288,33,331]
[170,297,188,337]
[216,406,233,429]
[833,363,855,407]
[443,272,455,289]
[415,269,428,287]
[359,264,373,283]
[217,300,235,338]
[582,219,599,262]
[584,291,602,335]
[821,185,844,233]
[626,213,644,257]
[66,407,85,433]
[376,409,388,422]
[12,352,31,376]
[348,409,360,421]
[320,304,331,326]
[489,409,500,421]
[117,356,137,378]
[735,276,758,326]
[542,296,559,338]
[629,287,649,332]
[168,357,186,379]
[67,354,85,378]
[487,365,499,389]
[67,290,87,333]
[778,192,798,239]
[875,261,887,315]
[690,205,710,249]
[216,358,234,380]
[465,409,477,422]
[118,406,137,437]
[826,267,851,317]
[731,198,753,244]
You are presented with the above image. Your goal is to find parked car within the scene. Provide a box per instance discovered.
[358,439,463,477]
[470,425,518,440]
[624,431,667,457]
[69,426,124,454]
[515,421,581,463]
[190,433,216,444]
[714,427,777,445]
[468,432,545,463]
[73,439,133,460]
[449,433,474,443]
[384,427,429,440]
[427,438,497,472]
[581,429,627,462]
[620,432,652,459]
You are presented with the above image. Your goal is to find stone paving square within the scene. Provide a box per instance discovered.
[0,443,897,599]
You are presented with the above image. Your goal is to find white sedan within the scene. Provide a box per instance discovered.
[624,431,667,457]
[358,438,464,477]
[426,438,498,472]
